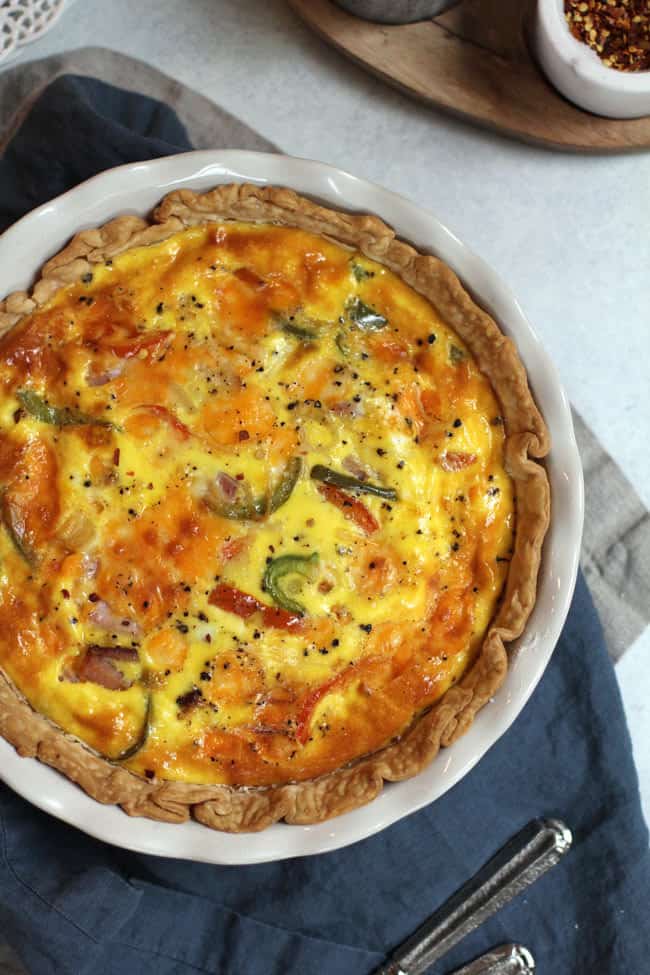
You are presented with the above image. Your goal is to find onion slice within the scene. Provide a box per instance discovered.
[89,600,142,637]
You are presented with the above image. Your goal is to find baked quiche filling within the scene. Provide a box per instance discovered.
[0,222,514,787]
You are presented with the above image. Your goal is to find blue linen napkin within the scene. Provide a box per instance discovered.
[1,75,649,975]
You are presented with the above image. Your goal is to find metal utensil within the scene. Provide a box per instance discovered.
[373,818,571,975]
[449,944,535,975]
[331,1,461,25]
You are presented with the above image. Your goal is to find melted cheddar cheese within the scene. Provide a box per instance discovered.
[0,223,514,786]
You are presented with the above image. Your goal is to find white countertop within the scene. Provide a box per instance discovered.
[3,0,650,824]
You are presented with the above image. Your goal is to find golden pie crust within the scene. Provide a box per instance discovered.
[0,185,550,832]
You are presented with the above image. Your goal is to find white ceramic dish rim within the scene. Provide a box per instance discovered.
[540,0,650,91]
[0,150,584,865]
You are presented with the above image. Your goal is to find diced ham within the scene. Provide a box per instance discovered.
[90,644,139,662]
[69,645,139,690]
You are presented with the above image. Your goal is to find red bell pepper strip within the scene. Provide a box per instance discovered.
[295,672,349,744]
[295,658,381,744]
[208,582,302,630]
[317,483,379,534]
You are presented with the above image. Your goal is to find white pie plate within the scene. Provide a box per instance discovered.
[0,151,583,865]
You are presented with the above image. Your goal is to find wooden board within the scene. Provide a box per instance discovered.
[288,0,650,152]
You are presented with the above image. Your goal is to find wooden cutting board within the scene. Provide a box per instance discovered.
[288,0,650,152]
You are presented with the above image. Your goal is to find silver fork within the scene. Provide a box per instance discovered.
[373,818,571,975]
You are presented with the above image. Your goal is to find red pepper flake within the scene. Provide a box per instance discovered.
[113,447,120,466]
[238,430,250,441]
[565,0,650,71]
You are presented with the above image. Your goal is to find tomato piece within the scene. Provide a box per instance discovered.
[137,405,191,440]
[208,583,302,630]
[439,452,477,472]
[317,483,379,534]
[109,330,172,359]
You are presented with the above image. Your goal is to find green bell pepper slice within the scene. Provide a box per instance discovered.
[310,464,398,501]
[262,551,319,617]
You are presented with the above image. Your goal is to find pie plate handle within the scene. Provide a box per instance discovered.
[373,818,571,975]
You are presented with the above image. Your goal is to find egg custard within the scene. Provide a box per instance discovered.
[0,186,549,831]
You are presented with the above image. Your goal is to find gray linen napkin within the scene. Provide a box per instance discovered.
[1,48,647,663]
[575,411,650,659]
[0,47,277,154]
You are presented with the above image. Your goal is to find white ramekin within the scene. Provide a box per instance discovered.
[535,0,650,119]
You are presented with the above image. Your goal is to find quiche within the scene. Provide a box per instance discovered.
[0,185,550,832]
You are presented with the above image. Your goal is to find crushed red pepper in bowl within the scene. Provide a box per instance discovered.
[565,0,650,72]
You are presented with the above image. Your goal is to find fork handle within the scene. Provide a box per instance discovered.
[374,819,570,975]
[449,943,535,974]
